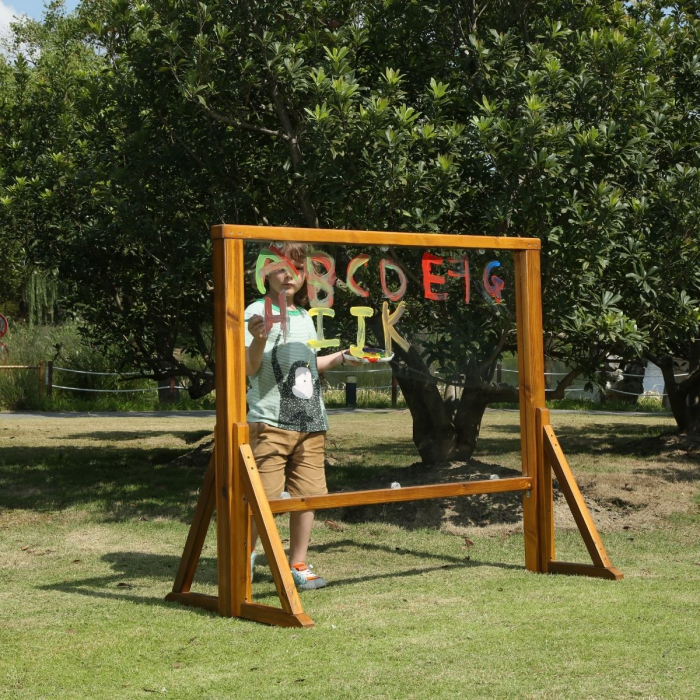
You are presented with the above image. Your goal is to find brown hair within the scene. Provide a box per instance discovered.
[263,241,310,308]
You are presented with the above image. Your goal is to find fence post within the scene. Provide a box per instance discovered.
[391,375,398,408]
[497,362,502,383]
[170,377,176,402]
[47,360,53,397]
[38,360,45,397]
[345,375,357,407]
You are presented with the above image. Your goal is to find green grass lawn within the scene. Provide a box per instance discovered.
[1,410,698,699]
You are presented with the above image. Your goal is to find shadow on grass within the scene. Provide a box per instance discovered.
[316,538,523,566]
[59,429,212,444]
[328,440,419,465]
[254,539,524,592]
[330,488,524,530]
[549,422,675,454]
[41,543,524,609]
[481,423,523,435]
[636,465,700,482]
[40,551,219,614]
[4,415,687,531]
[0,444,206,522]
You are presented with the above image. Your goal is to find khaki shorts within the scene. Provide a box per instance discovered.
[248,422,327,500]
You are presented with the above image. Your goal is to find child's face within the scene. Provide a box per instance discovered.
[267,260,305,304]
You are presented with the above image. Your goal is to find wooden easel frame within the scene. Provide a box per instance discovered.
[166,225,622,627]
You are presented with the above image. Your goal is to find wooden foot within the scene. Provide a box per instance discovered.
[164,593,315,625]
[240,602,314,628]
[547,561,623,580]
[165,591,219,613]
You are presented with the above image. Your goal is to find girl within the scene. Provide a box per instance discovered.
[245,242,349,589]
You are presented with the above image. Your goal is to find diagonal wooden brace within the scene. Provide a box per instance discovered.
[168,452,216,596]
[165,441,314,626]
[543,424,623,580]
[239,443,313,627]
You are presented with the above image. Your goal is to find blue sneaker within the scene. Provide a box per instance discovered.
[291,562,327,590]
[250,551,267,582]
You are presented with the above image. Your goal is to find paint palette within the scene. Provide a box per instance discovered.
[343,347,395,364]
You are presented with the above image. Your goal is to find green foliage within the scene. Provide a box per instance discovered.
[0,5,98,320]
[2,0,700,433]
[24,270,59,325]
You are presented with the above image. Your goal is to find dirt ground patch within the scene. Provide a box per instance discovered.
[327,454,699,537]
[322,412,700,537]
[177,429,700,538]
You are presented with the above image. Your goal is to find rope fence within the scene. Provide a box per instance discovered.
[2,359,677,405]
[325,361,677,402]
[53,366,128,376]
[43,363,187,399]
[499,367,689,379]
[50,385,188,394]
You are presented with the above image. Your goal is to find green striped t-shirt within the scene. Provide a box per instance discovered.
[244,299,328,433]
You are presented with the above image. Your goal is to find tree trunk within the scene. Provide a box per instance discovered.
[453,388,489,460]
[653,346,700,434]
[392,345,518,464]
[394,346,457,463]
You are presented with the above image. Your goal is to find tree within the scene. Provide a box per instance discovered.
[0,4,100,322]
[9,0,700,461]
[458,0,700,435]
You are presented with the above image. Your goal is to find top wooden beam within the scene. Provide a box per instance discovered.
[211,225,540,251]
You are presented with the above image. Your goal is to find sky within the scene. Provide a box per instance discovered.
[1,0,80,38]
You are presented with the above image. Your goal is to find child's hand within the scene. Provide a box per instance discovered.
[247,314,267,340]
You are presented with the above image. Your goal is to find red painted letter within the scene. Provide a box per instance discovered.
[346,254,370,298]
[264,292,288,339]
[421,252,448,301]
[448,256,470,303]
[255,246,299,294]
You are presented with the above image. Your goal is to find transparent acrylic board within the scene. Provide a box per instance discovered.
[242,239,522,512]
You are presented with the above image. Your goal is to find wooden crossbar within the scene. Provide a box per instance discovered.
[267,477,532,513]
[212,224,540,250]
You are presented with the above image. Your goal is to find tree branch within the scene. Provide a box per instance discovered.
[203,106,288,139]
[545,365,585,400]
[478,325,514,376]
[267,78,319,227]
[678,366,700,395]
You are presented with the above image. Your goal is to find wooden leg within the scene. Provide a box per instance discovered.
[239,443,313,628]
[167,453,216,596]
[165,452,222,611]
[536,408,555,571]
[514,250,546,573]
[543,425,623,580]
